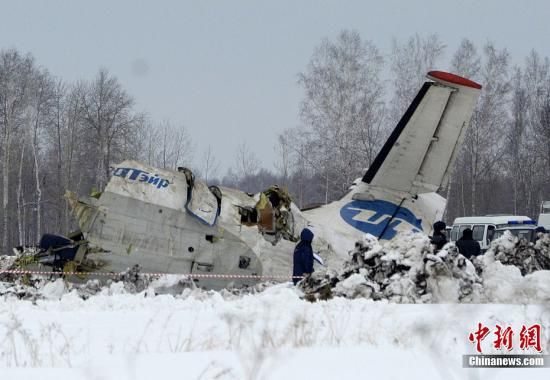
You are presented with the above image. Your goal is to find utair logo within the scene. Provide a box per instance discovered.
[340,200,423,240]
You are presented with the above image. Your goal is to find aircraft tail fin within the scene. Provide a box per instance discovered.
[362,71,482,195]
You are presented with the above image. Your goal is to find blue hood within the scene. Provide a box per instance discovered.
[300,228,314,242]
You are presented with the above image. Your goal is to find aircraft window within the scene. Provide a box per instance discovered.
[451,226,459,241]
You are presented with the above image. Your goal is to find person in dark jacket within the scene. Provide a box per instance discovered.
[456,228,481,259]
[430,221,448,251]
[293,228,314,284]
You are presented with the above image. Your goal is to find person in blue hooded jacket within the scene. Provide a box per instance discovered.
[293,228,314,284]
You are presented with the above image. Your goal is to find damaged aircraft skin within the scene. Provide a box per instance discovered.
[64,162,336,289]
[14,71,482,289]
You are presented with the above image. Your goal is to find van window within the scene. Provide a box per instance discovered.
[458,225,471,239]
[487,225,496,241]
[451,226,459,241]
[493,228,535,242]
[472,225,485,241]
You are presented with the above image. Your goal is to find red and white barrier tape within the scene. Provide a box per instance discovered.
[0,269,303,280]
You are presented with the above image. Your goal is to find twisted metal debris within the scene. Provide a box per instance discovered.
[301,231,550,303]
[487,231,550,275]
[301,233,482,303]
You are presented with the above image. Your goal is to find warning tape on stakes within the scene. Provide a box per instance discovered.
[0,269,303,281]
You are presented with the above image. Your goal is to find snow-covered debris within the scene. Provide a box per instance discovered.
[302,232,482,303]
[111,264,156,293]
[0,254,17,273]
[302,231,550,304]
[487,231,550,275]
[0,269,281,304]
[2,231,550,305]
[39,278,67,300]
[471,231,550,303]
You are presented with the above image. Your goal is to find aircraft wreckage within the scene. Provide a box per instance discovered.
[9,162,332,289]
[7,71,482,289]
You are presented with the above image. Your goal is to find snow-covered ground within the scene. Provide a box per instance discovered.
[0,280,549,379]
[1,232,550,379]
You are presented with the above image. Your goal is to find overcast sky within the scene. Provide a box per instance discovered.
[2,0,549,173]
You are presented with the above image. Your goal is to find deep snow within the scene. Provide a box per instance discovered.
[0,282,549,379]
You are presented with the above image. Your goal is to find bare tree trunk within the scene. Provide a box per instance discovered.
[98,140,105,190]
[55,91,64,233]
[325,170,329,205]
[162,126,167,169]
[442,177,453,221]
[64,99,78,233]
[32,118,42,240]
[460,173,466,216]
[513,172,518,215]
[471,179,477,215]
[2,127,11,254]
[16,142,25,246]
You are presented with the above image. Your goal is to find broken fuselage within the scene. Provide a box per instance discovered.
[66,161,339,288]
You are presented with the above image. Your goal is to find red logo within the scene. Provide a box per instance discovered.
[493,324,514,351]
[468,323,490,353]
[468,323,542,353]
[519,324,542,353]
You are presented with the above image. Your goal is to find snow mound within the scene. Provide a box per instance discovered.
[487,230,550,275]
[39,278,67,300]
[302,231,550,304]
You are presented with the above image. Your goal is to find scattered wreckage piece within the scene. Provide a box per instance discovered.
[237,185,297,245]
[301,233,482,303]
[302,231,550,303]
[0,263,284,302]
[487,231,550,275]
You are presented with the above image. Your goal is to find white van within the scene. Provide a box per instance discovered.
[450,215,537,251]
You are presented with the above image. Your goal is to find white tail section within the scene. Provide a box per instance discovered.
[363,71,482,195]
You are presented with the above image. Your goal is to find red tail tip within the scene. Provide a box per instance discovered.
[427,71,482,90]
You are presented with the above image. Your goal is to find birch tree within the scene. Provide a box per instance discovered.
[506,67,530,214]
[233,141,260,191]
[81,69,139,190]
[446,39,482,218]
[390,34,445,124]
[200,145,220,183]
[524,51,550,214]
[465,43,511,215]
[292,29,386,202]
[25,68,55,241]
[0,50,34,253]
